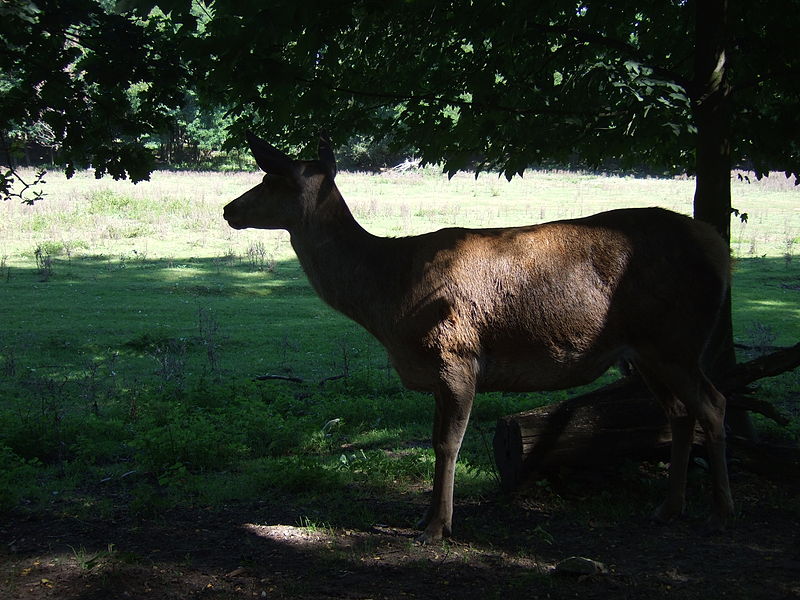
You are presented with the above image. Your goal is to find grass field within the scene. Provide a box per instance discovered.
[1,166,798,519]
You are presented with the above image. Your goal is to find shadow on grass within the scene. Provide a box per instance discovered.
[0,252,377,383]
[2,250,798,360]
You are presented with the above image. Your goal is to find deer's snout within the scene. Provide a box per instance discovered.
[223,202,245,229]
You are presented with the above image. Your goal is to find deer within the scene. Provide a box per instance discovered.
[223,131,735,543]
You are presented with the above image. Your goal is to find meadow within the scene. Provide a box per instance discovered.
[1,165,798,521]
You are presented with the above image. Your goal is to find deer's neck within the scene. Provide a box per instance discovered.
[289,193,402,334]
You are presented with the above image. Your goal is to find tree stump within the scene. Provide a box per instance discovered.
[493,343,800,491]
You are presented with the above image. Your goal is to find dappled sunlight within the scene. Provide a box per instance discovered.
[3,549,92,596]
[347,427,408,449]
[744,298,799,310]
[0,248,376,389]
[243,523,342,549]
[239,520,556,578]
[4,482,797,600]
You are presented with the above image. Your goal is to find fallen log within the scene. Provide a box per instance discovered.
[493,379,671,491]
[493,344,800,491]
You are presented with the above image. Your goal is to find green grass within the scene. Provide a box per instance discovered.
[0,166,798,518]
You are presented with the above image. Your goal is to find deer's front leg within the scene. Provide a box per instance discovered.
[417,379,475,544]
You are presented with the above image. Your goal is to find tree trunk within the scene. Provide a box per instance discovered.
[692,0,756,439]
[693,0,733,373]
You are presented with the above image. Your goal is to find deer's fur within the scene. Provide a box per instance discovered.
[224,132,734,542]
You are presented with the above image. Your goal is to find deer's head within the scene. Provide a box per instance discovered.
[223,131,337,231]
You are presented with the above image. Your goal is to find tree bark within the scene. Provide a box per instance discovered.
[692,0,734,375]
[691,0,757,439]
[693,0,732,241]
[493,379,669,491]
[724,342,800,391]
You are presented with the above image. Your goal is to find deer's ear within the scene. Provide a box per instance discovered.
[246,130,294,177]
[318,130,337,179]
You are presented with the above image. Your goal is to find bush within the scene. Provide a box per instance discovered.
[131,396,248,473]
[70,415,132,465]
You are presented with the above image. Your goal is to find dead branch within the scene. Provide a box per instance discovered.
[723,342,800,391]
[254,374,305,384]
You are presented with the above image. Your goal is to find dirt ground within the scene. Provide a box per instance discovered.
[2,470,799,600]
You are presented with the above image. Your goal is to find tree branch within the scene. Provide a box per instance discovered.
[254,374,304,384]
[1,132,48,204]
[297,76,625,122]
[728,391,791,427]
[723,342,800,391]
[526,23,690,91]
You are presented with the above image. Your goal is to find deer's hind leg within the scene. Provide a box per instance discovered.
[636,363,696,522]
[637,359,734,530]
[688,373,735,530]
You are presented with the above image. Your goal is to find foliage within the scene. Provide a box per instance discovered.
[3,1,800,191]
[143,91,241,169]
[0,0,189,192]
[0,165,47,204]
[116,1,798,182]
[0,443,40,511]
[336,132,408,172]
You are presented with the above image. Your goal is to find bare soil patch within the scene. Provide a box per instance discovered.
[2,470,798,599]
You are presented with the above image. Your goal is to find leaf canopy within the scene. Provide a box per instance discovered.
[1,0,799,183]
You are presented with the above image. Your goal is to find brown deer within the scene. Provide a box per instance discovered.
[224,131,735,542]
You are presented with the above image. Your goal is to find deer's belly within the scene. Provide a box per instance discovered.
[474,347,624,393]
[387,343,625,394]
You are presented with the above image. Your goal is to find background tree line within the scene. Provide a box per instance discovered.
[1,93,405,172]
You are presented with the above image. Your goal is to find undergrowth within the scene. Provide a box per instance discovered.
[0,358,545,516]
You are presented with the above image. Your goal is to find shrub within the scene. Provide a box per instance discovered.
[130,397,247,473]
[70,416,132,465]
